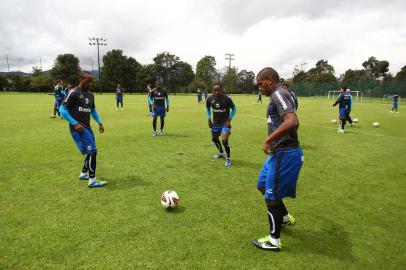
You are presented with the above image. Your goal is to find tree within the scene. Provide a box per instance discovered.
[0,75,10,90]
[305,59,335,82]
[395,65,406,81]
[221,67,239,93]
[100,49,141,92]
[190,77,206,92]
[50,54,81,85]
[196,56,218,89]
[32,66,42,77]
[237,70,256,93]
[138,64,156,92]
[292,71,307,83]
[362,56,389,79]
[31,75,53,92]
[153,52,180,85]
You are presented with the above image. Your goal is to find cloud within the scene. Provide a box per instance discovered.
[0,0,405,78]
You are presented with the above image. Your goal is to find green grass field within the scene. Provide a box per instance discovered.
[1,93,405,269]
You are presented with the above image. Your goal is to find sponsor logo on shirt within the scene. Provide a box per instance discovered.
[85,98,89,105]
[78,106,91,112]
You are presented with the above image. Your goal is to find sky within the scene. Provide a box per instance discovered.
[1,0,405,78]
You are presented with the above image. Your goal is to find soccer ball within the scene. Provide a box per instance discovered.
[331,119,337,124]
[373,122,379,127]
[353,118,358,123]
[161,190,179,209]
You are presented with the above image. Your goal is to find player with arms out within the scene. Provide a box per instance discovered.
[59,72,107,188]
[391,94,399,113]
[149,79,169,136]
[251,67,303,252]
[115,83,124,111]
[206,82,236,167]
[333,87,352,133]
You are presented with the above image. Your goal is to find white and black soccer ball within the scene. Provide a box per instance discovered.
[353,118,358,123]
[161,190,179,209]
[373,122,379,127]
[331,119,337,124]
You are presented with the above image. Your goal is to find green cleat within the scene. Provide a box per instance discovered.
[251,236,281,252]
[282,214,296,227]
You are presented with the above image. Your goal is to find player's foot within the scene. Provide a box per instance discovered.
[213,153,225,158]
[390,111,393,113]
[225,158,231,167]
[79,174,89,181]
[282,214,296,227]
[152,131,157,137]
[337,128,344,134]
[159,130,164,136]
[88,181,107,188]
[122,108,124,111]
[116,108,118,111]
[251,236,281,252]
[350,123,354,127]
[50,115,56,118]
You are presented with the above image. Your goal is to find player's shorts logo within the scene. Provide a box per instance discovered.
[266,188,273,194]
[87,145,92,151]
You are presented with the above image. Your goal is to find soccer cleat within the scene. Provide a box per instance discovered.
[88,181,107,188]
[350,123,354,127]
[79,175,89,181]
[282,214,296,227]
[213,153,225,158]
[159,130,164,136]
[225,158,231,167]
[50,115,56,118]
[251,237,281,252]
[152,131,157,137]
[122,108,124,111]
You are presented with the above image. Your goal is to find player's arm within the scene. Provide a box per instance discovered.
[91,108,104,133]
[263,113,298,155]
[206,103,213,128]
[148,95,154,107]
[60,91,84,132]
[225,104,236,127]
[165,94,170,112]
[59,105,78,126]
[333,94,342,107]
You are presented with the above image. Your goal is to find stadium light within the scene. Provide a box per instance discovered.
[88,37,107,93]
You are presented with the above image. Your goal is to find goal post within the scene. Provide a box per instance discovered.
[327,90,363,102]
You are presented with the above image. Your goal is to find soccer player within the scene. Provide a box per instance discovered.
[115,83,124,111]
[149,79,169,136]
[59,72,107,188]
[206,82,236,167]
[251,67,303,252]
[49,80,65,118]
[147,84,153,116]
[257,90,262,104]
[197,88,203,103]
[391,94,399,112]
[333,87,352,133]
[282,81,298,111]
[203,89,208,101]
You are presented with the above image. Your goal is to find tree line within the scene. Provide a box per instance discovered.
[1,51,405,96]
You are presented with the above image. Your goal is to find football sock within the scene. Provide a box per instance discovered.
[222,139,230,158]
[89,177,96,185]
[212,137,223,153]
[87,153,97,178]
[82,154,90,173]
[340,119,346,129]
[153,117,157,131]
[160,117,165,130]
[267,204,283,240]
[280,200,289,218]
[347,116,353,124]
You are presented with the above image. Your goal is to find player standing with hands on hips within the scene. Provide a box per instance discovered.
[149,79,170,136]
[252,67,303,252]
[59,71,107,188]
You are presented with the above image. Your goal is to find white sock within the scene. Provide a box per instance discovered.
[283,214,290,223]
[269,236,280,245]
[80,172,87,177]
[88,177,96,185]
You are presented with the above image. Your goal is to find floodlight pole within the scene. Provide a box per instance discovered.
[225,53,234,92]
[89,37,107,94]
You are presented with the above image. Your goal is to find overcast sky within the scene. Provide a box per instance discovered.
[1,0,405,78]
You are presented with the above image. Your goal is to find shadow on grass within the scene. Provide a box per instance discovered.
[232,159,261,169]
[104,175,151,190]
[284,217,355,262]
[165,205,186,214]
[162,133,190,138]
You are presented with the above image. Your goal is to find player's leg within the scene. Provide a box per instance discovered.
[82,128,106,188]
[116,98,119,111]
[211,128,224,158]
[338,109,346,133]
[152,116,158,136]
[79,154,90,180]
[221,128,231,166]
[159,116,165,135]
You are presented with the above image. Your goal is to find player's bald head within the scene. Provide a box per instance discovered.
[256,67,280,83]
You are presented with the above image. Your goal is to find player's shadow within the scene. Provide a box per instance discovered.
[300,144,316,150]
[163,133,190,138]
[232,159,261,169]
[284,217,355,262]
[105,175,152,190]
[165,205,186,214]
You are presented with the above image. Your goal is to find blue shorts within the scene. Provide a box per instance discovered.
[393,102,398,108]
[152,106,166,117]
[116,96,123,101]
[257,147,303,201]
[70,128,97,155]
[211,124,231,136]
[54,99,63,108]
[339,108,349,119]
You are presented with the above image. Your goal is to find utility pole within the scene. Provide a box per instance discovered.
[89,37,107,94]
[225,53,234,92]
[5,53,10,73]
[91,60,95,78]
